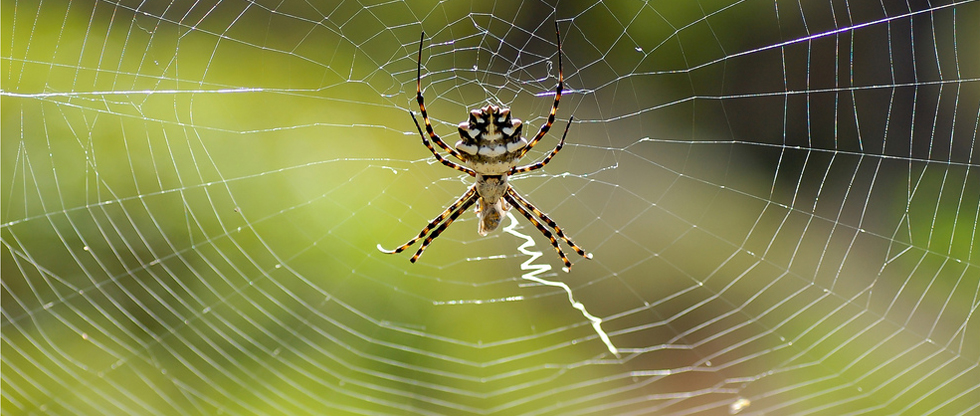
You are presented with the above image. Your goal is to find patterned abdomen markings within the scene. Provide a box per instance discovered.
[456,105,528,175]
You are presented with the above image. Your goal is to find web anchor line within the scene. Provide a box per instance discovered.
[503,212,619,356]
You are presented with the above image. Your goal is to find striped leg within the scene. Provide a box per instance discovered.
[416,31,466,161]
[505,191,572,271]
[511,116,571,175]
[378,186,476,255]
[520,21,564,159]
[411,194,479,262]
[508,188,592,260]
[410,111,475,176]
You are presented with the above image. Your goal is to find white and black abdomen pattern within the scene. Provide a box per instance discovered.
[455,105,527,175]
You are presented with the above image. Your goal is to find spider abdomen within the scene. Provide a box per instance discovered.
[456,105,527,174]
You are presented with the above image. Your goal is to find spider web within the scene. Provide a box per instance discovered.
[3,0,979,414]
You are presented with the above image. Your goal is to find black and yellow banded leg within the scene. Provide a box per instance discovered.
[520,21,564,159]
[378,186,477,255]
[409,110,475,176]
[511,116,571,175]
[508,188,592,260]
[505,192,573,271]
[416,31,466,162]
[411,194,479,262]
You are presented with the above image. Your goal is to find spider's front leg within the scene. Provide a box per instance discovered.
[410,195,478,262]
[504,191,574,271]
[507,187,592,261]
[377,186,477,257]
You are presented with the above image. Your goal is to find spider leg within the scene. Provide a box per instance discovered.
[507,187,593,261]
[411,193,479,263]
[416,31,466,162]
[511,116,571,175]
[378,186,476,255]
[410,110,476,177]
[519,21,564,160]
[504,191,573,271]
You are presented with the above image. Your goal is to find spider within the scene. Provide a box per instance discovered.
[378,22,592,272]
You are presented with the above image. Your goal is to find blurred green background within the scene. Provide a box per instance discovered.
[3,0,979,414]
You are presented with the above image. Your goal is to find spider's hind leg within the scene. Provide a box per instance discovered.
[520,21,565,159]
[415,31,467,162]
[511,116,572,175]
[409,111,475,177]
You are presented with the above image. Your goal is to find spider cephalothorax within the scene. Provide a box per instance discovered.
[474,174,510,235]
[378,22,592,271]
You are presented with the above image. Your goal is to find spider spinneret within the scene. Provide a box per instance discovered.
[377,22,592,272]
